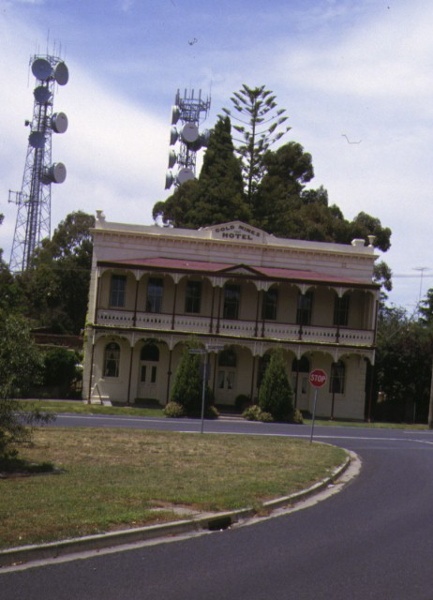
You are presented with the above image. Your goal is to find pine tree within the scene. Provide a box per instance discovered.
[222,85,291,203]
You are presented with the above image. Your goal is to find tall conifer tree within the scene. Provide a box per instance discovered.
[223,85,291,203]
[153,117,248,227]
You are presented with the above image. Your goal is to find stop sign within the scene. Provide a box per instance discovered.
[309,369,327,388]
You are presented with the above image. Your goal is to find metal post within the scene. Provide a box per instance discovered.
[310,389,318,444]
[200,358,207,434]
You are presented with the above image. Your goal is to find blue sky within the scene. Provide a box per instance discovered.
[1,0,433,311]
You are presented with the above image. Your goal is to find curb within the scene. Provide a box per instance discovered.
[0,453,354,568]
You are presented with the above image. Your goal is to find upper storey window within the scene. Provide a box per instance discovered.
[223,284,240,320]
[109,274,126,308]
[146,278,164,313]
[185,281,202,314]
[333,294,350,327]
[296,291,313,326]
[262,288,278,320]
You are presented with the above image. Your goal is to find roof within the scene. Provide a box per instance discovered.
[99,256,377,288]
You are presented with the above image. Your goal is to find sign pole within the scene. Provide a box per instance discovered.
[200,360,207,434]
[310,389,318,444]
[308,368,328,444]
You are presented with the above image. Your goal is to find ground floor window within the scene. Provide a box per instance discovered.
[104,342,120,377]
[292,356,310,395]
[330,361,345,394]
[218,348,237,390]
[141,365,157,383]
[217,370,235,390]
[140,344,159,385]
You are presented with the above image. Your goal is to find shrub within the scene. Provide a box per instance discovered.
[259,411,274,423]
[170,342,202,415]
[206,405,220,419]
[41,348,81,398]
[0,311,53,466]
[242,405,274,422]
[235,394,251,412]
[292,408,304,424]
[258,348,294,422]
[170,340,217,418]
[243,404,263,421]
[163,402,185,418]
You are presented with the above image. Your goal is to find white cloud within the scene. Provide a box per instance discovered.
[1,0,433,308]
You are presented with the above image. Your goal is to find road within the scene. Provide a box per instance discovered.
[2,416,433,599]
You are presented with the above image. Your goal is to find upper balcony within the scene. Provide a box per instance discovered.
[95,309,375,347]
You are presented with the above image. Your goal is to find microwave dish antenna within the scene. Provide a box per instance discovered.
[8,52,69,272]
[164,88,211,190]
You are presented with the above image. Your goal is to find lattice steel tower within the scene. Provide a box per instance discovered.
[9,54,69,272]
[165,89,211,189]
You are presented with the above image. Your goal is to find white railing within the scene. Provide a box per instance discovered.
[96,309,374,346]
[97,310,134,327]
[135,313,172,330]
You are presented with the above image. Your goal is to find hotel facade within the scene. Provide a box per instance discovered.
[82,212,379,420]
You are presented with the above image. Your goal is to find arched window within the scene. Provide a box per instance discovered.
[218,349,237,367]
[104,342,120,378]
[330,361,345,394]
[140,344,160,361]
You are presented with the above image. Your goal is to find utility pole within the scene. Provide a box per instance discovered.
[429,356,433,429]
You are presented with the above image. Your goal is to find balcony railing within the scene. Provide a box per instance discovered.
[95,309,374,346]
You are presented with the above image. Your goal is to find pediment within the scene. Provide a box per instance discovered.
[201,221,268,242]
[219,263,263,277]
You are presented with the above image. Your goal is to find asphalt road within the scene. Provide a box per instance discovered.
[2,416,433,599]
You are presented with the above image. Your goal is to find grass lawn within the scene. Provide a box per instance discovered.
[18,399,164,418]
[0,427,346,550]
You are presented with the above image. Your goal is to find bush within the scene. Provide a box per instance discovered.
[206,405,220,419]
[243,404,262,421]
[170,340,218,418]
[163,402,185,418]
[41,348,82,398]
[170,342,202,414]
[0,312,53,466]
[258,348,294,422]
[235,394,251,412]
[292,408,304,424]
[242,405,274,422]
[259,411,274,423]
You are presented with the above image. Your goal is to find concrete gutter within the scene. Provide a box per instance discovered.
[0,452,358,569]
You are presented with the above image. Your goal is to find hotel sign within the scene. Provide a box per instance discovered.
[213,223,262,242]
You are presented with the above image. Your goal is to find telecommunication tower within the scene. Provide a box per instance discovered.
[165,88,211,189]
[9,54,69,272]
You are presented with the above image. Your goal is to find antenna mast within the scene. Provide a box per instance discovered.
[9,54,69,272]
[165,88,211,189]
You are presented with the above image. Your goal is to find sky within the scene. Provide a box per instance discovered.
[0,0,432,312]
